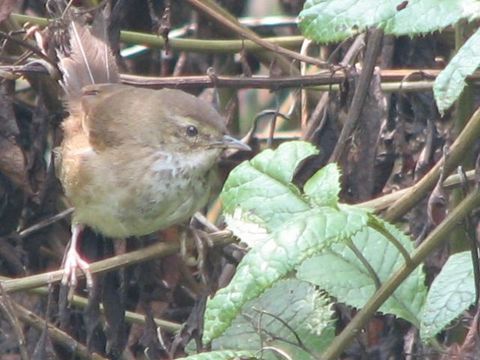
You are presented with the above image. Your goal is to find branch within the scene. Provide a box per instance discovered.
[384,106,480,221]
[359,169,476,212]
[1,230,234,293]
[9,13,303,53]
[0,275,182,332]
[13,302,108,360]
[185,0,327,67]
[329,29,384,162]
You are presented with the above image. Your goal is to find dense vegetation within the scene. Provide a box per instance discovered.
[0,0,479,359]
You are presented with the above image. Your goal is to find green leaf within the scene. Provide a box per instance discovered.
[384,0,480,35]
[420,251,475,339]
[299,0,395,43]
[210,142,369,342]
[221,141,317,232]
[203,206,369,343]
[434,28,480,114]
[177,350,256,360]
[299,0,480,43]
[212,279,335,360]
[304,163,341,207]
[297,216,426,326]
[250,141,319,185]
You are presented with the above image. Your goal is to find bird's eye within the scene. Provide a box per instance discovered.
[186,125,198,137]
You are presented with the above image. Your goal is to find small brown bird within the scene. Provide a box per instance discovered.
[56,20,249,285]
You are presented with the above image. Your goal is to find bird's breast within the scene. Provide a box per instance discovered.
[62,146,220,238]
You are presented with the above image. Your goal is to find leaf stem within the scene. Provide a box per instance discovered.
[345,240,381,290]
[368,216,413,267]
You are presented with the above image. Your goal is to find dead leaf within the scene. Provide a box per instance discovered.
[0,81,31,194]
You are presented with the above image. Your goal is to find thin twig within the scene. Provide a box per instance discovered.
[0,62,468,92]
[302,33,364,141]
[0,31,56,67]
[13,302,108,360]
[123,72,344,89]
[0,275,182,332]
[302,92,329,140]
[1,230,234,293]
[18,208,73,238]
[0,284,29,360]
[339,34,366,67]
[329,29,384,162]
[358,170,476,212]
[384,106,480,221]
[186,0,328,68]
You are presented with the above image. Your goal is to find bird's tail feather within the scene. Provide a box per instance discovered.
[57,16,119,103]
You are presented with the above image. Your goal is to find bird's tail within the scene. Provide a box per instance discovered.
[57,15,119,108]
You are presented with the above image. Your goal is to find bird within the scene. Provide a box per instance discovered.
[55,18,249,286]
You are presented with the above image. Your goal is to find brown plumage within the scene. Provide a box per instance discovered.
[56,19,249,286]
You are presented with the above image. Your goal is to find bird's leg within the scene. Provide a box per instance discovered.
[191,229,208,284]
[62,224,93,288]
[179,224,211,284]
[179,227,197,267]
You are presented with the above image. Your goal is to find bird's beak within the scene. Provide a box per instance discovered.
[212,135,251,151]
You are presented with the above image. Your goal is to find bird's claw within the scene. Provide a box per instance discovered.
[61,246,93,289]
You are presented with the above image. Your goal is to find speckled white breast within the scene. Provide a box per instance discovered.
[66,147,221,238]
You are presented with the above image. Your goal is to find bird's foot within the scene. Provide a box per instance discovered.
[61,246,93,288]
[180,224,213,284]
[61,224,93,289]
